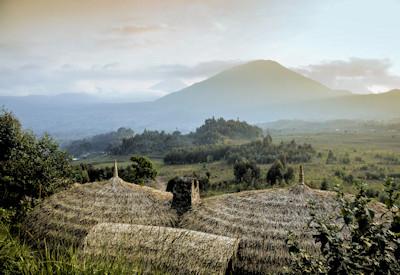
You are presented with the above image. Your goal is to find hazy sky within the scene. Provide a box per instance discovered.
[1,0,400,101]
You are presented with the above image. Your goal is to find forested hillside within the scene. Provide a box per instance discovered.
[65,128,134,156]
[66,117,262,157]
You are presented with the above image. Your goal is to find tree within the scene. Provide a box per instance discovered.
[233,159,260,184]
[124,155,157,184]
[286,179,400,274]
[266,160,285,185]
[0,110,72,217]
[326,150,336,164]
[284,167,295,183]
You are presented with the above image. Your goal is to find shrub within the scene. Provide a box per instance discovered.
[123,156,157,184]
[286,179,400,274]
[0,110,72,218]
[320,179,329,190]
[233,159,260,184]
[326,150,336,164]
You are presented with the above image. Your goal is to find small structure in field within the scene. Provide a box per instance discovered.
[24,163,178,247]
[26,165,382,274]
[84,223,239,275]
[166,176,201,214]
[179,167,336,274]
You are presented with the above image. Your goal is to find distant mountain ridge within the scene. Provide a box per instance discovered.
[157,60,340,107]
[1,60,400,140]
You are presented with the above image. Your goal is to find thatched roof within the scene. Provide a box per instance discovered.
[83,223,239,275]
[180,185,338,274]
[25,176,178,247]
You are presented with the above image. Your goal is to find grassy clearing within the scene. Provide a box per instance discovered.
[77,131,400,197]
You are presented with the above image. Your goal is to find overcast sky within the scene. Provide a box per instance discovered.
[1,0,400,101]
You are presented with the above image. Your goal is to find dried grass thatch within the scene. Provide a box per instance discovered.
[25,177,178,247]
[83,223,239,275]
[180,186,339,274]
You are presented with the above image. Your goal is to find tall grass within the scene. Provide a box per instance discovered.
[0,223,140,275]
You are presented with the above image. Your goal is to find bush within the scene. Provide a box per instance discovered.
[0,110,72,218]
[286,179,400,274]
[124,156,157,184]
[320,179,329,190]
[326,150,336,164]
[233,159,260,184]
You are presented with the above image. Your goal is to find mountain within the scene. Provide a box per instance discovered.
[150,79,188,93]
[1,60,400,140]
[157,60,339,107]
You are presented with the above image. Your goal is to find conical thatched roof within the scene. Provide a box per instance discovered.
[25,176,178,247]
[84,223,239,275]
[25,164,385,274]
[180,186,338,274]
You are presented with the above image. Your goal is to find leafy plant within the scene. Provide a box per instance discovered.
[125,155,158,184]
[286,179,400,274]
[0,110,72,219]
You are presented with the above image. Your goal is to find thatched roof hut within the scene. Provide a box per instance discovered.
[180,186,338,274]
[25,164,385,274]
[25,175,178,247]
[84,223,239,275]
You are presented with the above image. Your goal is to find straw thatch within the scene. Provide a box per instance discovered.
[83,223,239,275]
[180,186,338,274]
[25,162,386,274]
[25,176,178,247]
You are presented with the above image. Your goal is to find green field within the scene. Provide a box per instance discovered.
[75,131,400,197]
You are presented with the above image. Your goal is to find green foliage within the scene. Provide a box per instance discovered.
[191,117,263,145]
[266,160,285,185]
[341,152,351,164]
[0,221,139,274]
[74,156,158,185]
[233,159,260,184]
[266,159,295,185]
[125,156,158,184]
[110,129,191,156]
[227,139,315,165]
[164,145,231,164]
[164,136,315,165]
[0,110,72,217]
[286,179,400,274]
[103,117,262,156]
[320,179,329,190]
[326,149,336,164]
[66,127,134,157]
[284,167,295,184]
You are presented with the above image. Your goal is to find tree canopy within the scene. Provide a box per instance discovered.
[0,110,72,215]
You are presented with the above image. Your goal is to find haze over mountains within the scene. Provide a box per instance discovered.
[1,60,400,140]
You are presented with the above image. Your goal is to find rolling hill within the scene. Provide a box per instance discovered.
[1,60,400,139]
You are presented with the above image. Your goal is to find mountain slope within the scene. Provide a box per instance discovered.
[156,60,340,108]
[1,61,400,139]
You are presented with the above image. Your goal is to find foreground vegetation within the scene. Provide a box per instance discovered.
[287,180,400,274]
[0,221,138,275]
[1,110,400,274]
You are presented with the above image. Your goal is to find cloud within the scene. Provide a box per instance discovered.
[110,25,163,35]
[0,59,242,100]
[295,58,400,93]
[153,60,243,78]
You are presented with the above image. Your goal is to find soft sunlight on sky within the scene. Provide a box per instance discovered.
[0,0,400,101]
